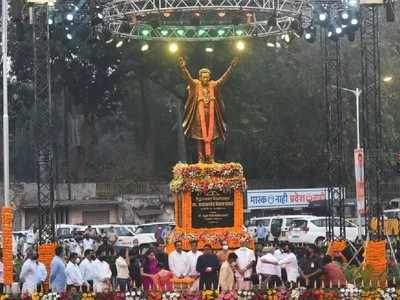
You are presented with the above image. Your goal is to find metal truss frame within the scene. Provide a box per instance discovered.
[32,3,55,244]
[104,0,312,40]
[360,4,383,239]
[322,15,346,241]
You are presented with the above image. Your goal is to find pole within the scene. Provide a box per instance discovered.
[356,88,361,149]
[2,0,9,208]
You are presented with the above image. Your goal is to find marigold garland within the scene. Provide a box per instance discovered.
[2,207,13,285]
[170,162,246,194]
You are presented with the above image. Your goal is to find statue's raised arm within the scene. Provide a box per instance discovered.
[178,57,195,84]
[216,57,239,86]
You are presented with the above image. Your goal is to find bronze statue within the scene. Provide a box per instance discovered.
[178,57,239,163]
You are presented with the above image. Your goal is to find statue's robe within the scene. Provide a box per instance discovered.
[182,79,227,142]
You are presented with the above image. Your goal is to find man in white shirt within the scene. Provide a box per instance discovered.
[258,247,281,287]
[234,239,255,290]
[278,244,299,284]
[79,249,95,291]
[92,251,112,292]
[66,253,84,292]
[82,235,95,252]
[20,251,39,294]
[187,240,203,291]
[36,260,48,293]
[168,240,190,278]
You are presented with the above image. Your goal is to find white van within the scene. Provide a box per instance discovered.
[92,224,156,248]
[287,216,358,245]
[248,215,314,242]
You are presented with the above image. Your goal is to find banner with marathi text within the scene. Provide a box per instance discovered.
[247,187,344,210]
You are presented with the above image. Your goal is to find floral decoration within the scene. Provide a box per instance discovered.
[170,162,246,194]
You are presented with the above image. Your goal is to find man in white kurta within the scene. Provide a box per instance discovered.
[92,257,112,292]
[278,244,299,283]
[168,241,190,278]
[234,240,255,289]
[79,250,95,290]
[187,241,203,291]
[65,254,84,290]
[20,255,38,294]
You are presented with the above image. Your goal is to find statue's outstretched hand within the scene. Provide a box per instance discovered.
[178,57,186,68]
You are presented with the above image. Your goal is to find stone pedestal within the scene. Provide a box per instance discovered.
[166,162,253,251]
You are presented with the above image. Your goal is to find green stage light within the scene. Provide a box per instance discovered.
[141,28,151,36]
[198,29,206,36]
[217,29,225,36]
[177,29,185,36]
[236,29,244,36]
[161,29,169,36]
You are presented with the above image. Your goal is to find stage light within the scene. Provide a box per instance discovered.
[267,42,275,47]
[198,29,206,36]
[236,40,245,51]
[217,29,226,36]
[48,18,54,25]
[304,26,316,43]
[106,38,114,44]
[335,27,343,34]
[218,11,226,17]
[141,43,149,52]
[66,13,74,21]
[141,28,151,36]
[350,18,358,25]
[341,11,349,21]
[205,47,214,53]
[66,33,73,40]
[97,13,104,19]
[161,29,169,36]
[116,40,124,48]
[319,11,328,22]
[177,29,185,36]
[282,33,290,43]
[342,24,348,28]
[383,76,393,82]
[163,12,171,18]
[236,29,244,36]
[169,43,178,53]
[194,12,201,17]
[275,42,281,48]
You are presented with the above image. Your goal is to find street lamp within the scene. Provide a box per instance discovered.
[332,85,364,240]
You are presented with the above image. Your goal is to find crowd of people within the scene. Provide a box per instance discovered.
[0,233,351,296]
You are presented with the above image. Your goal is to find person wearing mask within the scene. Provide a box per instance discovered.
[79,249,95,292]
[82,235,95,252]
[116,248,130,292]
[278,243,299,285]
[50,246,66,293]
[196,244,220,290]
[92,250,112,292]
[218,252,238,291]
[187,240,203,291]
[20,251,39,294]
[321,256,346,288]
[168,241,190,278]
[36,257,48,293]
[140,249,158,291]
[299,245,323,288]
[65,252,84,292]
[155,242,169,270]
[257,247,281,287]
[128,247,142,288]
[217,241,231,265]
[234,239,255,289]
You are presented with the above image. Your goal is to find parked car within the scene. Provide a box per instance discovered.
[55,224,85,240]
[248,215,315,242]
[287,216,358,245]
[134,222,175,241]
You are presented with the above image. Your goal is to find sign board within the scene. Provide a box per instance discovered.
[354,148,365,215]
[192,191,234,228]
[247,187,344,210]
